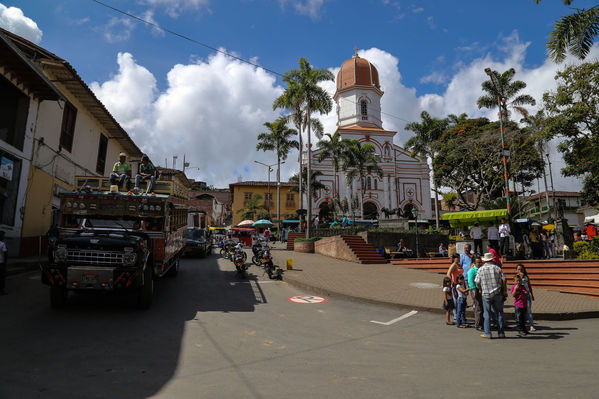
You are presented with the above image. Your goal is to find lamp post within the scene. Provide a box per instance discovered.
[254,160,277,217]
[485,68,511,215]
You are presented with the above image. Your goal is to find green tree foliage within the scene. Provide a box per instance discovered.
[316,131,349,202]
[535,1,599,62]
[542,61,599,205]
[289,167,326,200]
[433,117,544,210]
[236,194,266,220]
[477,68,536,120]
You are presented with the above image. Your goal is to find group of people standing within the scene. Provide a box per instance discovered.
[443,243,536,338]
[458,218,512,256]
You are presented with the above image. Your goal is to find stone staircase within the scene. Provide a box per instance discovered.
[390,257,599,298]
[341,235,387,264]
[286,232,306,250]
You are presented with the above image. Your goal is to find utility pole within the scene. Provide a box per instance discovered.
[254,160,277,217]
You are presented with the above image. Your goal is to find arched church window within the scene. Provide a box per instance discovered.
[366,177,372,190]
[361,101,368,120]
[374,179,378,190]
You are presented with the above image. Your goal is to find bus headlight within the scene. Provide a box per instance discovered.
[54,246,67,262]
[123,252,137,266]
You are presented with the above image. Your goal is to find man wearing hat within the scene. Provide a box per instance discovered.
[135,154,156,192]
[110,152,132,189]
[475,252,507,339]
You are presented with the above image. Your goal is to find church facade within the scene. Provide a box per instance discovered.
[308,53,432,221]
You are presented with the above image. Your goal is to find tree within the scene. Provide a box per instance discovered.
[404,111,448,228]
[236,194,266,221]
[442,192,458,211]
[289,167,326,200]
[256,117,299,225]
[341,139,383,220]
[477,68,536,121]
[433,117,544,210]
[316,131,349,205]
[535,0,599,62]
[280,58,334,237]
[542,61,599,205]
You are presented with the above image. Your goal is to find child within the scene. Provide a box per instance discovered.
[442,276,454,325]
[511,274,529,336]
[516,264,536,332]
[455,275,470,328]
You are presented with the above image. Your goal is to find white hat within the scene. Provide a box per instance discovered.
[481,252,494,262]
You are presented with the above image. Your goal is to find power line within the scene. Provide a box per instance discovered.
[90,0,416,126]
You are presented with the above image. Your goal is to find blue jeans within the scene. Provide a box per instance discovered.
[515,305,527,333]
[526,295,535,327]
[110,173,129,188]
[456,296,467,327]
[482,293,504,337]
[135,174,155,192]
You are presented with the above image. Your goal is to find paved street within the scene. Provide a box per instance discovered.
[1,252,599,399]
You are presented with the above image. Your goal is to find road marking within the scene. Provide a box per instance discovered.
[229,280,280,286]
[288,295,328,304]
[370,310,418,325]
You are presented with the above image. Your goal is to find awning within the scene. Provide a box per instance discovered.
[282,220,300,224]
[584,214,599,224]
[232,227,255,231]
[440,209,508,227]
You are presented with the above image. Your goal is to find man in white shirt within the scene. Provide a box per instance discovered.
[487,222,499,251]
[498,218,511,256]
[470,222,484,255]
[0,231,7,295]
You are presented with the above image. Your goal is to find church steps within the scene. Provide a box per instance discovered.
[341,236,387,264]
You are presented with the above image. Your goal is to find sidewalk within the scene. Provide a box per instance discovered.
[271,245,599,320]
[6,256,47,276]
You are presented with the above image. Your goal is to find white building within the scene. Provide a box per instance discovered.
[308,53,432,221]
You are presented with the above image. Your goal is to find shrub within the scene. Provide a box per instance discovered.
[294,237,322,243]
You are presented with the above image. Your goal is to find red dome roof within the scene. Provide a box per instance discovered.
[336,54,380,91]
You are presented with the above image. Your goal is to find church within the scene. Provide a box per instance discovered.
[309,52,432,221]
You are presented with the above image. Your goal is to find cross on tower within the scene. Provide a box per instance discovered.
[354,46,359,57]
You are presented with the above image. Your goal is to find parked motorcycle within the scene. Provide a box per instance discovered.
[260,246,282,280]
[233,243,249,276]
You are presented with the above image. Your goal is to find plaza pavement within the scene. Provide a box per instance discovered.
[269,243,599,320]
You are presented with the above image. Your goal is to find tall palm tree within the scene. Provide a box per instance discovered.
[237,194,266,221]
[341,140,383,220]
[317,132,348,204]
[535,0,599,62]
[256,118,299,227]
[477,68,536,121]
[404,111,448,228]
[279,57,334,237]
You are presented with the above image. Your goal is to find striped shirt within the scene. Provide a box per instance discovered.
[474,263,505,297]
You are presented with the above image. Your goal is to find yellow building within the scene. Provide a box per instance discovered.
[229,181,298,226]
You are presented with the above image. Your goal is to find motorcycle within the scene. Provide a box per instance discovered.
[233,243,249,275]
[260,246,282,280]
[218,239,235,259]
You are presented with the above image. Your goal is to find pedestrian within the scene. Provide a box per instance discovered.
[540,230,550,259]
[468,256,484,331]
[446,253,462,322]
[487,222,499,251]
[475,252,507,339]
[0,231,7,295]
[442,276,454,325]
[510,274,529,337]
[516,264,536,332]
[460,244,474,285]
[264,228,271,241]
[486,243,502,267]
[455,275,470,328]
[499,218,511,256]
[470,222,484,255]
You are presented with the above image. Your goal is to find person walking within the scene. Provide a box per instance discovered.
[470,222,484,255]
[499,218,511,256]
[475,252,507,339]
[0,231,8,295]
[468,256,484,331]
[511,274,529,337]
[517,264,536,332]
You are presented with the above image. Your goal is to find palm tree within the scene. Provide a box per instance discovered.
[317,132,348,205]
[341,140,383,220]
[256,118,299,228]
[289,168,326,200]
[279,57,334,237]
[404,111,448,229]
[237,194,266,221]
[535,1,599,62]
[477,68,536,121]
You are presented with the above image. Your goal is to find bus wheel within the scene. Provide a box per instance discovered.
[50,286,67,308]
[137,265,154,309]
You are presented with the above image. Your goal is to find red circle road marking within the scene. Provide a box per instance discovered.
[287,295,328,304]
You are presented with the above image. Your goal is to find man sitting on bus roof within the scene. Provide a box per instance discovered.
[110,152,132,190]
[135,154,156,193]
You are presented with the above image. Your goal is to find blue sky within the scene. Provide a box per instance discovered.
[2,0,598,190]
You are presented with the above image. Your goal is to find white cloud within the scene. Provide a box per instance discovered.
[102,16,136,43]
[420,71,449,85]
[279,0,326,19]
[0,3,42,43]
[142,0,211,18]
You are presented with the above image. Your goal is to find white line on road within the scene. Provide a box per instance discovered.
[370,310,418,325]
[229,280,281,286]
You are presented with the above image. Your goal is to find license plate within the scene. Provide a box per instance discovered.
[82,273,99,284]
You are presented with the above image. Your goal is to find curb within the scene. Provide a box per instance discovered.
[7,262,45,277]
[282,272,599,321]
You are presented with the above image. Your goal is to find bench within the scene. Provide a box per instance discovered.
[385,247,411,259]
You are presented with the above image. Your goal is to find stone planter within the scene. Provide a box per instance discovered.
[294,241,315,253]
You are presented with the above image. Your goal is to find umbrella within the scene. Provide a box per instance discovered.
[531,222,541,226]
[237,220,255,227]
[253,219,273,228]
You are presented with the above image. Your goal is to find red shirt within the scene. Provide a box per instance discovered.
[489,247,502,266]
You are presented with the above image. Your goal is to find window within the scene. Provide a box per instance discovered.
[244,192,253,200]
[366,177,372,190]
[374,179,378,190]
[286,193,295,208]
[0,150,22,226]
[0,75,30,151]
[264,193,273,201]
[96,134,108,174]
[59,102,77,152]
[361,101,368,116]
[286,193,295,201]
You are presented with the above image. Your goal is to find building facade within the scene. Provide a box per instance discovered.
[230,181,298,226]
[0,28,143,256]
[309,53,432,221]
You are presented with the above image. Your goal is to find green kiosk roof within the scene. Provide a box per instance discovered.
[441,209,508,227]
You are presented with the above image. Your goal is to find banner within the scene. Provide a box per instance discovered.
[0,156,14,181]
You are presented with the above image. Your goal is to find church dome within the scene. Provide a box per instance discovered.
[336,53,380,91]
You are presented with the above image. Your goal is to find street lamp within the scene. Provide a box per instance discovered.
[485,67,511,215]
[254,160,277,216]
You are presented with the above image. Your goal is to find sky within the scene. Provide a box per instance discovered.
[2,0,599,193]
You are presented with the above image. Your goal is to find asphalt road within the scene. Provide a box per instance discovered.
[1,251,598,399]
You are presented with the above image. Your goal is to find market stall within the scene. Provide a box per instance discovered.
[441,209,509,254]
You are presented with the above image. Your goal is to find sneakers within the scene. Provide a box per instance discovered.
[529,326,536,332]
[480,334,491,339]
